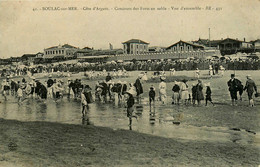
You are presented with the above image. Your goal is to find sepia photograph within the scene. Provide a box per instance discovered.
[0,0,259,166]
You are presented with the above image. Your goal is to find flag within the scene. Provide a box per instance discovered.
[109,43,113,50]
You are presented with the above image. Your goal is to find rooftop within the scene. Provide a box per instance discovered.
[46,44,78,50]
[122,39,149,44]
[166,40,204,49]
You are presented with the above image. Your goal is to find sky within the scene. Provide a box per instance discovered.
[0,0,260,58]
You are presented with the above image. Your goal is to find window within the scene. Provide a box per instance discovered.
[62,50,64,54]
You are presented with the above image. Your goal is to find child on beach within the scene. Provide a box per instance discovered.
[149,85,156,107]
[124,91,137,126]
[81,85,91,117]
[205,83,214,106]
[17,85,23,104]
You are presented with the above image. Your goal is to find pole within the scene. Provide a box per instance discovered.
[209,28,211,47]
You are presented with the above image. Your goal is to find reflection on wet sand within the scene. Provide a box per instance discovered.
[0,96,258,146]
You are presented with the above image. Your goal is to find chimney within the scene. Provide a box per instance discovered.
[244,38,246,42]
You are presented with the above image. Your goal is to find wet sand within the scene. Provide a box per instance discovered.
[0,70,260,166]
[0,118,259,167]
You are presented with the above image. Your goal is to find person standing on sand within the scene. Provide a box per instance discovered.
[124,91,137,126]
[81,85,89,117]
[191,83,197,105]
[227,74,242,106]
[134,74,144,103]
[105,72,112,82]
[47,75,54,98]
[142,72,148,82]
[243,75,258,107]
[172,81,180,105]
[180,79,189,105]
[149,85,156,107]
[159,76,167,105]
[205,83,214,106]
[209,65,213,79]
[220,65,225,77]
[194,80,204,106]
[1,78,10,101]
[17,84,23,104]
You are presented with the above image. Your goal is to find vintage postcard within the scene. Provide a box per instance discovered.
[0,0,259,166]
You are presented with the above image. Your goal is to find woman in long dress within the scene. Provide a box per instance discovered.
[180,79,189,105]
[194,80,204,106]
[209,65,213,79]
[142,72,148,82]
[159,76,167,104]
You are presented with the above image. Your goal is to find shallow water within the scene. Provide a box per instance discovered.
[0,95,258,146]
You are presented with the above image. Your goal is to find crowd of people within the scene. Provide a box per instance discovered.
[1,67,259,126]
[1,57,260,78]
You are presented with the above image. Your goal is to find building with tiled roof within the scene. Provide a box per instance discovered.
[166,40,204,51]
[122,39,149,54]
[44,44,79,59]
[218,38,253,55]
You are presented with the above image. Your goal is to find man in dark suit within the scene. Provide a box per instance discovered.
[227,74,242,106]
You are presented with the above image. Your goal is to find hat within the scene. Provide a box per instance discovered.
[205,82,211,87]
[125,90,134,96]
[182,79,188,83]
[160,76,166,81]
[246,75,252,79]
[84,85,91,90]
[138,74,143,78]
